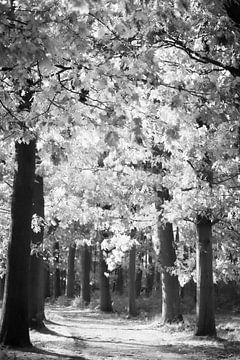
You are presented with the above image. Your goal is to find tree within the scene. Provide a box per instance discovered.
[0,140,36,347]
[81,243,91,305]
[195,216,216,336]
[128,243,137,316]
[156,188,182,324]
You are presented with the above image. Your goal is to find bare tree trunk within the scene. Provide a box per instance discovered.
[129,244,137,316]
[81,243,91,305]
[0,140,35,347]
[195,216,216,336]
[99,248,112,312]
[66,242,76,298]
[156,188,182,324]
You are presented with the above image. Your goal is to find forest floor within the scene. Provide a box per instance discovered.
[2,304,240,360]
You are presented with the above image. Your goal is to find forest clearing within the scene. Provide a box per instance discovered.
[1,0,240,359]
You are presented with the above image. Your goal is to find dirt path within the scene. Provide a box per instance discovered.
[4,306,240,360]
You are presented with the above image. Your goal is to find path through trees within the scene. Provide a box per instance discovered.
[2,306,240,360]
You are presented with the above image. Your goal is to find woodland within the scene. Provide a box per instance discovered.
[0,0,240,359]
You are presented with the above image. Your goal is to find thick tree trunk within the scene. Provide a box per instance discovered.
[0,140,35,347]
[53,241,61,299]
[99,249,112,312]
[29,174,45,329]
[129,244,137,316]
[195,216,216,336]
[157,188,182,324]
[66,243,76,298]
[28,255,45,329]
[159,222,182,323]
[81,244,91,305]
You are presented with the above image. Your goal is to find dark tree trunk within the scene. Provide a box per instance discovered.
[99,249,112,312]
[53,241,61,299]
[0,140,35,347]
[81,243,91,305]
[0,276,5,301]
[129,244,137,316]
[28,255,45,329]
[145,254,155,296]
[29,174,45,329]
[44,263,51,298]
[159,222,182,323]
[115,266,124,295]
[66,242,76,298]
[135,267,142,298]
[156,188,182,324]
[195,216,216,336]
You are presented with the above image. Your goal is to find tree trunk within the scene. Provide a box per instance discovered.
[159,222,182,323]
[81,244,91,305]
[44,263,51,298]
[114,266,124,295]
[195,216,216,336]
[136,253,143,298]
[157,188,182,324]
[29,174,45,329]
[99,249,112,312]
[28,255,45,329]
[66,243,76,298]
[53,241,61,299]
[0,276,5,301]
[129,244,137,316]
[0,140,35,347]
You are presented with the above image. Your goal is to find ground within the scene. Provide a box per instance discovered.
[2,305,240,360]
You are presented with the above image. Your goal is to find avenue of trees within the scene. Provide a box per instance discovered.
[0,0,240,348]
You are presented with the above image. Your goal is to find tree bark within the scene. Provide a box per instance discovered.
[29,174,45,329]
[66,242,76,298]
[157,188,182,324]
[81,243,91,305]
[129,244,137,316]
[195,216,216,336]
[0,140,35,347]
[99,249,112,312]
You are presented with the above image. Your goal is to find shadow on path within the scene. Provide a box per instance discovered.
[16,346,89,359]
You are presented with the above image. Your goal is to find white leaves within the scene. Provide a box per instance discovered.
[31,214,45,233]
